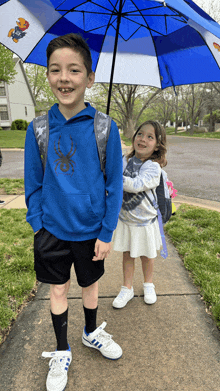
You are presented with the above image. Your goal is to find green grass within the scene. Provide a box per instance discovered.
[0,178,24,195]
[0,130,26,148]
[172,131,220,139]
[120,133,132,146]
[0,209,36,344]
[165,204,220,327]
[0,129,220,150]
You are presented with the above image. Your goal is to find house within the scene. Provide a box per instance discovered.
[0,57,36,130]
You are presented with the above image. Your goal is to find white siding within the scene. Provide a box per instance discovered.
[7,61,35,124]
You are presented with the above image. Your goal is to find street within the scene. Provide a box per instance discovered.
[0,136,220,202]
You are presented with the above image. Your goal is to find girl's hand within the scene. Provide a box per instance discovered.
[92,239,111,261]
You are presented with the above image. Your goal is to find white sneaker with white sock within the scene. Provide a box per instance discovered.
[143,283,157,304]
[112,286,134,308]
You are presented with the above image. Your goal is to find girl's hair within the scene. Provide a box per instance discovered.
[46,33,92,75]
[126,120,167,167]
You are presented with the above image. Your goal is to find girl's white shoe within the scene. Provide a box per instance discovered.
[143,283,157,304]
[112,286,134,308]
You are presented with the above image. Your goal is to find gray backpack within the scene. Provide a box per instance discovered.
[33,110,111,180]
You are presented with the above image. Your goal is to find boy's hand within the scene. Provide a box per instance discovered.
[92,239,111,261]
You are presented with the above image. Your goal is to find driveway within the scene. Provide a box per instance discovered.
[0,137,220,202]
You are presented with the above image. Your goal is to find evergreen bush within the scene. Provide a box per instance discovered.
[11,119,28,131]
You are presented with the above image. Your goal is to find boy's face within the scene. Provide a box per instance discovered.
[47,47,95,117]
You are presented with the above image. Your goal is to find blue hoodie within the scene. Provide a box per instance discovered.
[24,103,123,243]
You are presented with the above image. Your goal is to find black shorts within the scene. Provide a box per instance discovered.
[34,228,104,287]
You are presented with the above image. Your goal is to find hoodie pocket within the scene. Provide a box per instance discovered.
[42,184,102,234]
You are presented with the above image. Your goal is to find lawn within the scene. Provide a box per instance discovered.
[0,130,26,148]
[0,178,24,195]
[164,205,220,327]
[0,209,36,345]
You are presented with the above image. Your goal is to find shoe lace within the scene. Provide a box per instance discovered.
[118,290,126,299]
[49,357,66,377]
[145,285,155,294]
[96,330,113,348]
[42,351,71,377]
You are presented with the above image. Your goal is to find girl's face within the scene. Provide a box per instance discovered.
[134,124,158,161]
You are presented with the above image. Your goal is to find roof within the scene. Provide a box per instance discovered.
[13,57,36,106]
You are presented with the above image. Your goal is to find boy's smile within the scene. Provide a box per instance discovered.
[47,47,95,119]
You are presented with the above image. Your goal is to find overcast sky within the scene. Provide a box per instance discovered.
[193,0,220,23]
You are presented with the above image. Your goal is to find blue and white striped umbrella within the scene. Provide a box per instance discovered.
[1,0,220,113]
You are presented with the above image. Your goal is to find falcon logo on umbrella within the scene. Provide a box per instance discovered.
[8,17,29,43]
[213,42,220,52]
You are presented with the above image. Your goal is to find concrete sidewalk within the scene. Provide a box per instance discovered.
[0,236,220,390]
[0,197,220,390]
[1,192,220,213]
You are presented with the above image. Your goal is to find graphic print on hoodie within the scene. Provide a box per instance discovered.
[24,103,123,242]
[53,135,77,176]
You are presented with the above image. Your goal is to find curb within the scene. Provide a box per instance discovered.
[1,194,220,213]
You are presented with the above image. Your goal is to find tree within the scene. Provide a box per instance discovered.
[88,83,161,138]
[0,44,17,83]
[146,87,175,129]
[194,0,220,23]
[25,64,58,112]
[180,84,207,134]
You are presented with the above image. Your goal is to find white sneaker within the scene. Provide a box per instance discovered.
[143,283,157,304]
[82,322,122,360]
[42,346,72,391]
[112,286,134,308]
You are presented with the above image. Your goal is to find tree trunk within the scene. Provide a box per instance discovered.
[175,90,179,134]
[189,121,194,135]
[209,111,215,132]
[123,118,135,139]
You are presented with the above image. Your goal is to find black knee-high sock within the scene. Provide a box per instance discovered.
[51,308,69,351]
[83,306,98,334]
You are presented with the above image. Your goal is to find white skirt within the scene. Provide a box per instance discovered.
[112,218,162,259]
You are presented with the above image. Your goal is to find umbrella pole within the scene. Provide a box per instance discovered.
[106,0,123,115]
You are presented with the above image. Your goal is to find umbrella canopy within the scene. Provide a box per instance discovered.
[1,0,220,113]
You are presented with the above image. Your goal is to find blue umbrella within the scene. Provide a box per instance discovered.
[1,0,220,113]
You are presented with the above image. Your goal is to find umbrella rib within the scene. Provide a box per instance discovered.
[106,0,123,114]
[59,0,114,14]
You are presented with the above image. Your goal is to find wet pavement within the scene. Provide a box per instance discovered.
[165,136,220,202]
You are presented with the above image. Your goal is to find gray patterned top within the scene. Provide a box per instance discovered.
[119,155,162,227]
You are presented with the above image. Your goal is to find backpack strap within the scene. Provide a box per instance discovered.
[33,110,111,178]
[33,114,49,172]
[94,110,112,180]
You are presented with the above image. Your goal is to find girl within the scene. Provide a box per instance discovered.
[112,120,167,308]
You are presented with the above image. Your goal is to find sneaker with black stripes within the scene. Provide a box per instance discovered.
[82,322,122,360]
[42,345,72,391]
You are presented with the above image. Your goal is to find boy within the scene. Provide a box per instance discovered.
[24,33,123,391]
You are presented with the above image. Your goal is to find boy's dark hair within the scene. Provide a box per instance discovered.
[126,120,167,167]
[46,33,93,75]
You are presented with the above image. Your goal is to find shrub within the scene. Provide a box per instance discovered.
[11,119,28,131]
[11,121,17,130]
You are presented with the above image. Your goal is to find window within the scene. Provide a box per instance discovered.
[0,82,6,96]
[0,105,9,120]
[25,106,27,116]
